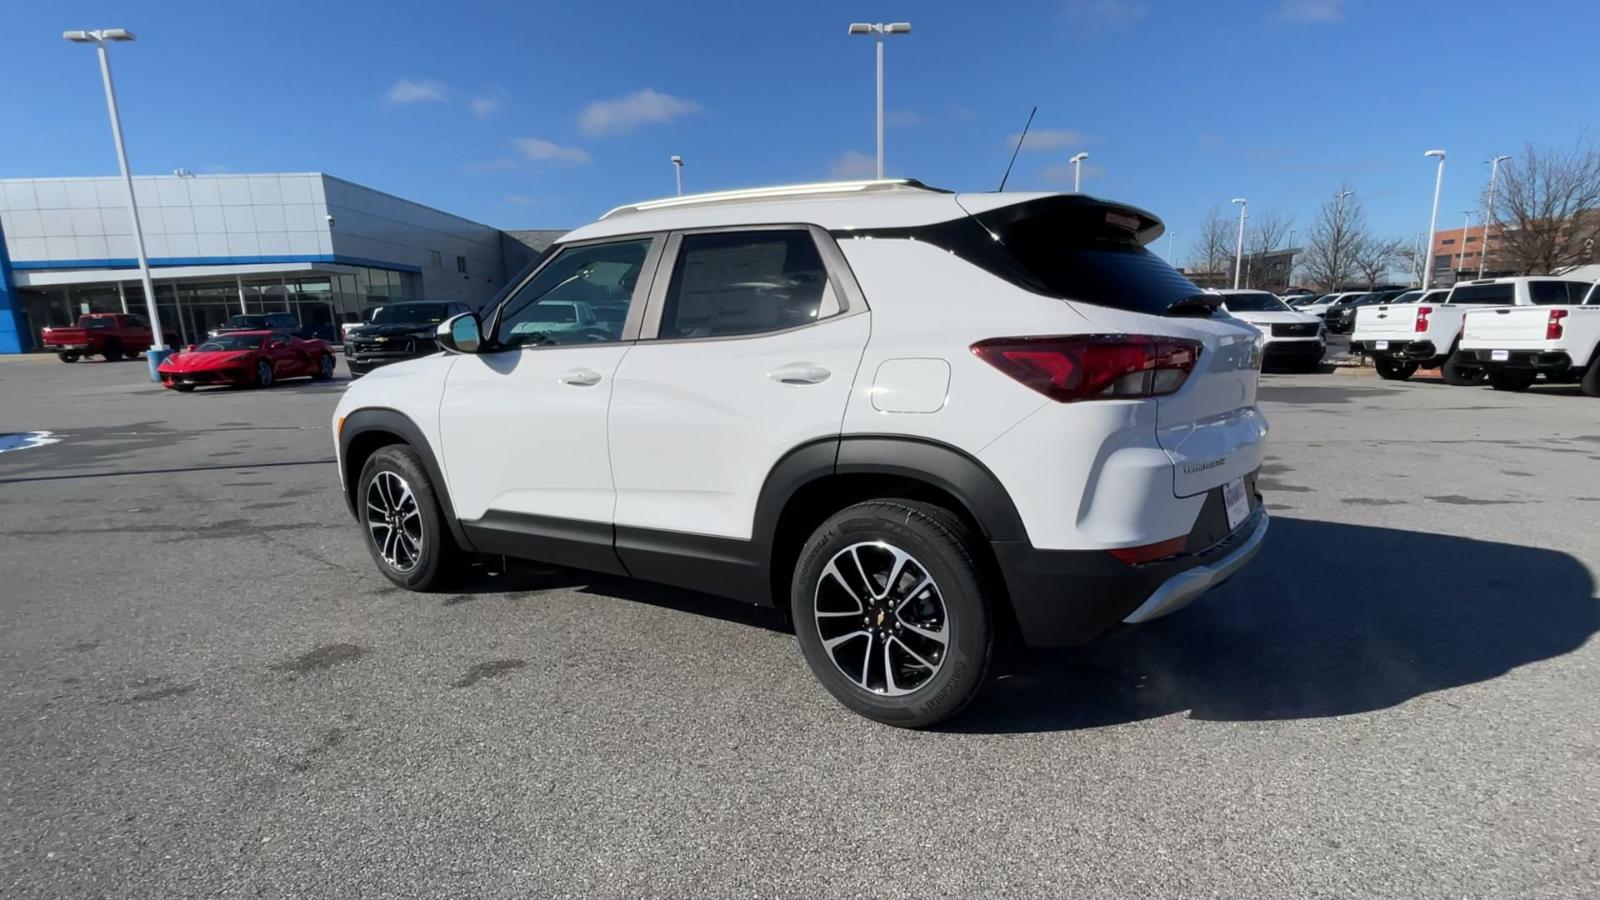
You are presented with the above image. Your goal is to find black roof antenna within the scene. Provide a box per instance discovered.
[997,106,1036,192]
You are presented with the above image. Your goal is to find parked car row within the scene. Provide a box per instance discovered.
[1351,276,1600,394]
[1211,290,1326,371]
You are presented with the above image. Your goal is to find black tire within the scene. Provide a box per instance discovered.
[1488,370,1535,392]
[173,384,195,393]
[255,359,275,388]
[1374,357,1418,381]
[57,351,80,363]
[1581,357,1600,398]
[1440,346,1482,386]
[101,341,123,362]
[313,353,335,381]
[357,445,463,591]
[791,499,994,728]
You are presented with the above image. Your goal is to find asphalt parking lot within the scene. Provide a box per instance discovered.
[1,354,1596,899]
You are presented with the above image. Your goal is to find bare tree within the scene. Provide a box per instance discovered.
[1243,207,1294,290]
[1353,236,1407,287]
[1488,141,1600,274]
[1299,182,1369,291]
[1186,207,1237,284]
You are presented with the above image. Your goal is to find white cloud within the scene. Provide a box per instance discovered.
[512,138,591,165]
[1005,128,1093,153]
[1063,0,1148,30]
[885,110,926,128]
[579,88,702,137]
[470,93,502,118]
[1279,0,1345,21]
[503,194,536,205]
[387,79,449,104]
[829,151,879,180]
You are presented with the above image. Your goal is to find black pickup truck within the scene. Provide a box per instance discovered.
[344,301,472,377]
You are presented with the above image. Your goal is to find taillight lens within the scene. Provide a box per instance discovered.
[1548,309,1568,340]
[970,335,1202,403]
[1415,306,1432,333]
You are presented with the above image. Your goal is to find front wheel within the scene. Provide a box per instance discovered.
[357,445,462,590]
[173,383,195,393]
[314,354,335,381]
[1488,370,1535,392]
[791,499,993,728]
[255,359,275,388]
[1375,357,1418,381]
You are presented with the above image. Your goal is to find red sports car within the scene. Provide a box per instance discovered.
[158,330,336,392]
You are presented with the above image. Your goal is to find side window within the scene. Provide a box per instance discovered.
[268,333,289,348]
[126,314,146,327]
[658,230,837,339]
[494,239,651,348]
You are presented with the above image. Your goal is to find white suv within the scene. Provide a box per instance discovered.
[332,180,1269,727]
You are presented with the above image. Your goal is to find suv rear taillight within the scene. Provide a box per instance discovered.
[1415,306,1432,333]
[970,335,1202,403]
[1548,309,1568,340]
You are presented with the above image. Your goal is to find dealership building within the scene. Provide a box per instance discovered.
[0,172,561,353]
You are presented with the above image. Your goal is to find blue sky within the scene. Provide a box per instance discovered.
[3,0,1596,262]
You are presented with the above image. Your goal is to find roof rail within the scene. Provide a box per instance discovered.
[600,178,946,219]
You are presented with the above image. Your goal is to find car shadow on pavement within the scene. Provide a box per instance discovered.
[952,516,1599,734]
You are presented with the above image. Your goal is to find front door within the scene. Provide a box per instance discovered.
[437,237,660,571]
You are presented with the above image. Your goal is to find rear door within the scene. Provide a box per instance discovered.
[607,226,869,542]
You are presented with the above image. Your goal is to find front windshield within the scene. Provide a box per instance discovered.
[194,335,263,351]
[372,304,450,325]
[1388,291,1424,305]
[1223,292,1290,312]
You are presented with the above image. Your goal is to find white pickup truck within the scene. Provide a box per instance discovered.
[1460,280,1600,393]
[1351,277,1557,383]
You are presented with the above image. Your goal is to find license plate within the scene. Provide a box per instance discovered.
[1223,478,1250,531]
[1491,350,1509,361]
[1374,340,1389,350]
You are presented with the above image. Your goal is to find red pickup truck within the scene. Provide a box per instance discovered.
[38,313,175,363]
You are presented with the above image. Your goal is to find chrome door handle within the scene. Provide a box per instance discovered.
[768,363,831,385]
[558,368,602,386]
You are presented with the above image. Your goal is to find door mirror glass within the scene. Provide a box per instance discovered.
[438,312,482,354]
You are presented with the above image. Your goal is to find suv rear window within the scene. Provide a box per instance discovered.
[972,197,1203,317]
[1447,283,1515,304]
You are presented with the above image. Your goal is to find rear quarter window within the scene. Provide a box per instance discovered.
[1447,284,1516,304]
[1527,281,1591,305]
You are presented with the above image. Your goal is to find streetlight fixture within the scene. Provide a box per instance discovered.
[1231,198,1248,290]
[64,27,169,381]
[1457,211,1474,274]
[847,21,911,179]
[1479,154,1510,278]
[670,155,683,196]
[1421,150,1447,290]
[1069,152,1089,192]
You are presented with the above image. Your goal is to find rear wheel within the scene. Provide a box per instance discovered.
[1488,370,1536,392]
[255,359,275,388]
[1374,357,1417,381]
[1440,347,1482,386]
[1581,357,1600,398]
[57,352,80,363]
[357,445,462,590]
[791,499,993,728]
[314,353,335,381]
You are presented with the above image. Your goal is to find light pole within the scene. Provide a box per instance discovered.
[1231,198,1248,290]
[847,22,911,179]
[1457,211,1473,274]
[1421,150,1447,290]
[1284,229,1297,291]
[64,28,169,382]
[1165,231,1176,264]
[1479,154,1509,277]
[1070,152,1089,192]
[670,155,683,196]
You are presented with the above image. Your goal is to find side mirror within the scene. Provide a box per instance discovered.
[437,312,482,354]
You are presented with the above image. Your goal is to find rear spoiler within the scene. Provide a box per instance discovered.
[958,193,1166,246]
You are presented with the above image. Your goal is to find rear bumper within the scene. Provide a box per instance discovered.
[1458,348,1575,372]
[992,478,1266,647]
[1353,339,1438,360]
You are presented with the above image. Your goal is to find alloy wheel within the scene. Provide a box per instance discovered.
[813,541,949,696]
[365,471,423,573]
[257,360,274,387]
